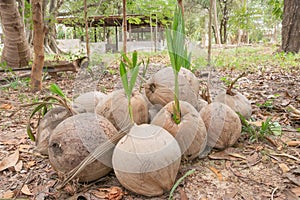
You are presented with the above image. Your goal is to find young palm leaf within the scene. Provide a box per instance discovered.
[166,5,190,124]
[24,84,74,141]
[119,51,140,123]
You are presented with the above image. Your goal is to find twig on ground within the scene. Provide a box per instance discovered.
[271,187,278,200]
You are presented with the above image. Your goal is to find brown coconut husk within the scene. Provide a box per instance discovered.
[151,101,207,160]
[200,102,242,149]
[214,91,252,119]
[48,113,118,182]
[145,67,199,108]
[95,90,148,132]
[73,91,106,113]
[112,124,181,197]
[36,106,72,155]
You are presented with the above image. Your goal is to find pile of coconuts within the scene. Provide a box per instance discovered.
[33,66,251,197]
[31,11,252,200]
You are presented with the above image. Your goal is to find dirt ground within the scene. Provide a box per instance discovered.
[0,52,299,200]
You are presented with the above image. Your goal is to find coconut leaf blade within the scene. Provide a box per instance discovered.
[120,61,129,97]
[129,64,140,94]
[49,84,65,98]
[132,50,138,69]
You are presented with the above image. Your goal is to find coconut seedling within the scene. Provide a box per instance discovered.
[110,51,182,197]
[200,85,242,150]
[25,84,76,144]
[96,51,149,131]
[214,72,252,119]
[151,5,207,160]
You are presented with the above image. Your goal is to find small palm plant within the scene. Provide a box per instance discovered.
[119,50,140,124]
[25,84,75,141]
[166,5,191,124]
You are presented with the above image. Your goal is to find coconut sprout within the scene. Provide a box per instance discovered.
[152,101,207,160]
[200,102,242,149]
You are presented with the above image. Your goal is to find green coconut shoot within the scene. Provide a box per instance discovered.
[119,51,140,124]
[166,5,191,124]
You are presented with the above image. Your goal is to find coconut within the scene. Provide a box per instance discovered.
[195,98,208,112]
[200,102,242,149]
[73,91,106,113]
[151,101,207,160]
[214,91,252,119]
[112,124,181,197]
[48,113,118,182]
[95,90,148,132]
[145,67,199,108]
[35,106,72,155]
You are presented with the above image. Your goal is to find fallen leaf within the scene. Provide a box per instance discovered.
[91,190,106,198]
[0,103,13,110]
[227,152,246,160]
[286,141,300,147]
[179,187,188,200]
[291,187,300,196]
[107,186,123,200]
[247,120,263,127]
[25,160,36,168]
[246,152,260,166]
[95,186,124,200]
[14,160,23,172]
[21,184,34,196]
[0,150,19,172]
[284,189,299,200]
[278,163,290,173]
[286,173,300,186]
[1,190,14,198]
[208,166,222,181]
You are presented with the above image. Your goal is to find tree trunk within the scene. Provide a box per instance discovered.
[213,0,221,45]
[219,0,230,44]
[122,0,127,53]
[84,0,90,57]
[0,0,31,68]
[43,0,64,54]
[31,0,45,91]
[281,0,300,53]
[208,0,213,66]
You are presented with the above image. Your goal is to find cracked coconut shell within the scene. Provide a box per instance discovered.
[112,124,181,197]
[200,102,242,149]
[214,91,252,119]
[95,90,148,132]
[145,67,199,108]
[151,101,207,160]
[48,113,118,182]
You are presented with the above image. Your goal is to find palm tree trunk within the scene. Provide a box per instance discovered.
[0,0,31,68]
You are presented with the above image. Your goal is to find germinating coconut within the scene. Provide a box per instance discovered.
[145,67,199,108]
[95,89,148,132]
[48,113,118,182]
[112,124,181,197]
[73,91,106,113]
[151,101,207,160]
[36,106,72,155]
[214,91,252,119]
[200,102,242,149]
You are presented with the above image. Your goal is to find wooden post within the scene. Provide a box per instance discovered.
[122,0,127,53]
[208,0,213,66]
[31,0,45,91]
[84,0,90,57]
